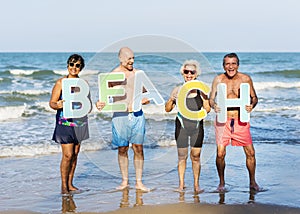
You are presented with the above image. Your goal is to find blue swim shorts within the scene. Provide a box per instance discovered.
[112,110,145,147]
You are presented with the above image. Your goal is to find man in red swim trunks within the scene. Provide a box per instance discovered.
[209,53,261,192]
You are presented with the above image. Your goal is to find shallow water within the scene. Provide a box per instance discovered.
[1,143,299,213]
[0,52,299,213]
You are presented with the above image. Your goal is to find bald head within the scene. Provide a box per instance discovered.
[119,47,133,58]
[118,47,135,71]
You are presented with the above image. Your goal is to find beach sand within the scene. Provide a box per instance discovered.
[99,203,300,214]
[1,203,300,214]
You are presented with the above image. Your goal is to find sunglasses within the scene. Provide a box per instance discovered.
[183,70,196,75]
[69,62,81,68]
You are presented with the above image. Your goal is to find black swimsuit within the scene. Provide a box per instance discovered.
[175,90,204,148]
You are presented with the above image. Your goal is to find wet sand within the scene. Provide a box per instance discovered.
[2,203,300,214]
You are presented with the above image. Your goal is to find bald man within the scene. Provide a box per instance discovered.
[96,47,150,192]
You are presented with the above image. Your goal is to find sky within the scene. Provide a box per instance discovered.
[0,0,299,52]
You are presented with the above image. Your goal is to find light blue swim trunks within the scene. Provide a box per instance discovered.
[112,109,145,147]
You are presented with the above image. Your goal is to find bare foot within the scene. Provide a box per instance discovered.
[250,184,263,192]
[194,187,204,194]
[216,185,226,193]
[175,187,185,193]
[69,186,79,192]
[116,179,129,191]
[135,183,150,192]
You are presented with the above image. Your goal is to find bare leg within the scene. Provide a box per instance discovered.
[132,144,149,191]
[216,144,226,191]
[117,146,129,190]
[68,144,80,191]
[190,147,203,193]
[60,144,75,194]
[177,148,188,191]
[243,144,260,190]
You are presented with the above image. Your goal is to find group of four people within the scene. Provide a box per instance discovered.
[49,47,260,195]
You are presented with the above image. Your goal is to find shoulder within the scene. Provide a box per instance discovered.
[170,86,180,95]
[212,74,224,84]
[112,66,122,72]
[238,72,252,82]
[55,76,67,85]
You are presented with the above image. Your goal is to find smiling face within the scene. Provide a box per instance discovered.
[119,48,134,71]
[67,60,82,77]
[183,64,197,82]
[223,56,239,78]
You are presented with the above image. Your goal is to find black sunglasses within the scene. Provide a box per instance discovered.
[69,62,81,68]
[183,70,196,75]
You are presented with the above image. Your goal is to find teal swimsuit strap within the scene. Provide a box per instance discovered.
[177,112,200,129]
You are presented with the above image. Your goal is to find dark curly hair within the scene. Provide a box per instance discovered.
[67,54,85,70]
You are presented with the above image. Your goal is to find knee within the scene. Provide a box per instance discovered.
[178,153,188,162]
[190,153,200,162]
[244,146,256,159]
[217,150,226,160]
[132,145,144,156]
[246,150,256,159]
[62,152,73,162]
[118,147,129,157]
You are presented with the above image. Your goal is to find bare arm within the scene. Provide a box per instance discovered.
[245,75,258,112]
[49,78,64,110]
[209,76,221,112]
[201,92,211,113]
[165,87,178,112]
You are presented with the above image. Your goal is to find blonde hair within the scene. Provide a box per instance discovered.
[180,60,201,77]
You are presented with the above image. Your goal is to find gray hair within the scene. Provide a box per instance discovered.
[180,60,201,77]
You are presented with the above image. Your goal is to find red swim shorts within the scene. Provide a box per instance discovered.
[214,118,252,146]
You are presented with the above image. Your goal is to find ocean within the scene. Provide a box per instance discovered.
[0,52,299,213]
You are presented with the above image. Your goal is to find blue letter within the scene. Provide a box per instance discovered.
[133,70,165,111]
[62,78,91,118]
[216,83,250,123]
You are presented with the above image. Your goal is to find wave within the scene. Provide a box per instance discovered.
[8,69,99,77]
[254,81,300,90]
[0,140,108,158]
[255,106,300,113]
[257,69,300,78]
[9,69,54,76]
[0,105,26,121]
[143,104,176,121]
[0,89,50,96]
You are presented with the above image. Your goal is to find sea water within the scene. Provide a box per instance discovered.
[0,52,299,213]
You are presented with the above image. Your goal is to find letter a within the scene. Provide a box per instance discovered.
[133,70,164,111]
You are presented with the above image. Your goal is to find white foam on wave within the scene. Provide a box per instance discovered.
[254,81,300,90]
[0,140,107,158]
[255,106,300,112]
[52,69,99,76]
[143,104,176,121]
[53,70,68,75]
[36,101,56,113]
[0,142,60,157]
[0,105,26,121]
[80,69,99,76]
[18,89,49,95]
[0,89,49,95]
[9,69,37,75]
[157,139,177,147]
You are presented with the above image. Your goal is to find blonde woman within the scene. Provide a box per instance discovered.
[165,60,210,193]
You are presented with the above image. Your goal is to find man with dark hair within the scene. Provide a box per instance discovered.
[209,53,261,192]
